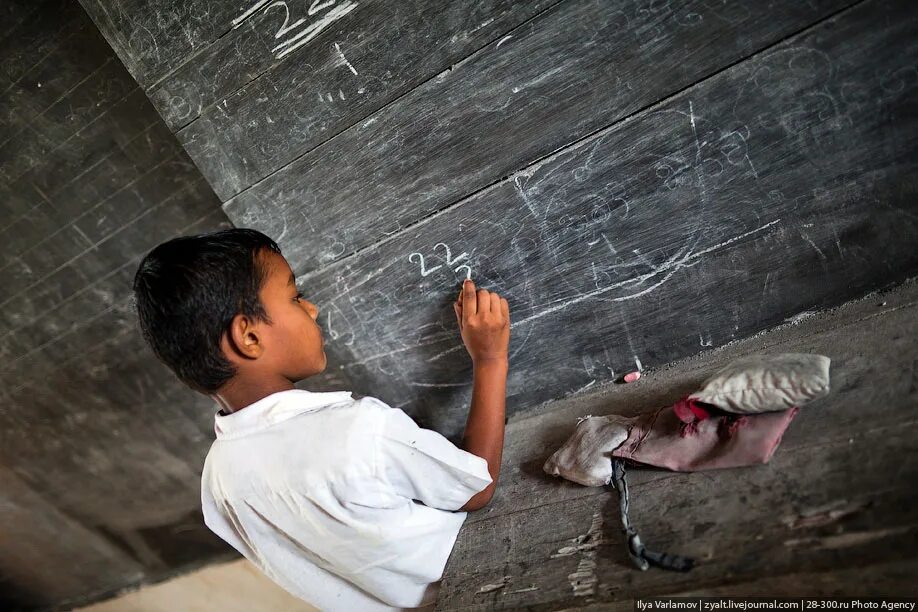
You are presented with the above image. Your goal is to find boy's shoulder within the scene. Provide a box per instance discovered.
[203,394,396,495]
[338,396,428,446]
[311,393,396,439]
[351,394,391,413]
[350,395,419,428]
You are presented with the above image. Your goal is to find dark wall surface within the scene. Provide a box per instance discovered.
[0,0,915,609]
[81,0,918,438]
[0,1,234,609]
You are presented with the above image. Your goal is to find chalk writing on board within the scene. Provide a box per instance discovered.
[232,0,359,60]
[324,303,355,346]
[334,42,358,75]
[408,243,473,280]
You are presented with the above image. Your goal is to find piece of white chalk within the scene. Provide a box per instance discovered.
[623,371,641,383]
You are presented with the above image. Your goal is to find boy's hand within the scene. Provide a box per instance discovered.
[453,279,510,364]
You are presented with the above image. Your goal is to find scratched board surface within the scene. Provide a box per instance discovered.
[80,0,561,200]
[223,0,852,269]
[303,0,918,435]
[80,0,918,438]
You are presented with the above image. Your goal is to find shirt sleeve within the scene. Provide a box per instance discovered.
[367,397,493,511]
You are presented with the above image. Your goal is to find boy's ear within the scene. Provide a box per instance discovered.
[225,313,264,359]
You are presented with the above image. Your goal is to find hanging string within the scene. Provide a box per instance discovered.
[610,459,695,572]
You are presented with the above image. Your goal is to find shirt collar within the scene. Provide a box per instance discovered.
[213,389,353,440]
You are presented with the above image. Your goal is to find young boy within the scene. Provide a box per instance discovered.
[132,228,510,610]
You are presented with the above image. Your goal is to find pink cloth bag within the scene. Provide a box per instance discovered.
[611,397,800,472]
[543,353,830,572]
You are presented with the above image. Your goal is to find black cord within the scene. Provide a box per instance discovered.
[610,459,695,572]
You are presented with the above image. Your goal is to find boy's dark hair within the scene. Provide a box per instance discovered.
[132,228,282,394]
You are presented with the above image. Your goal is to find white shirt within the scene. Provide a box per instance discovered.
[201,389,492,610]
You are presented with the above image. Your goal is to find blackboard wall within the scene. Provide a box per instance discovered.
[0,1,234,609]
[2,0,916,607]
[80,0,918,437]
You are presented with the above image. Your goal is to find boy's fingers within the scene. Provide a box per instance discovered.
[501,297,509,320]
[453,302,462,329]
[464,279,478,317]
[476,288,490,313]
[489,292,501,313]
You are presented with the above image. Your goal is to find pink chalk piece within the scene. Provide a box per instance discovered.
[624,371,641,383]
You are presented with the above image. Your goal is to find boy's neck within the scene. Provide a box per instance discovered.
[212,376,296,415]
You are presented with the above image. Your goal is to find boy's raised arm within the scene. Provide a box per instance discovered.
[452,279,510,512]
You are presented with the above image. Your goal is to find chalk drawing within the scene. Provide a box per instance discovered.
[553,511,602,597]
[274,2,359,59]
[512,219,781,330]
[454,264,472,280]
[334,42,358,75]
[265,1,307,39]
[232,0,271,28]
[230,0,361,59]
[308,0,337,15]
[434,242,468,266]
[327,304,355,345]
[409,381,470,388]
[426,344,464,362]
[799,229,827,260]
[408,242,474,280]
[408,252,442,277]
[469,17,495,34]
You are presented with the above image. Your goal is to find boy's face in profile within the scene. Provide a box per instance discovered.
[230,250,327,382]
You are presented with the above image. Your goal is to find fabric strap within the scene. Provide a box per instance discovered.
[610,459,695,572]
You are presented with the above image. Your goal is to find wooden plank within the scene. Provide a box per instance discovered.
[0,179,220,379]
[0,3,111,145]
[0,153,205,342]
[0,346,232,579]
[292,0,918,438]
[0,216,238,608]
[466,559,918,612]
[0,203,59,270]
[0,361,204,528]
[0,133,199,296]
[72,153,208,242]
[0,3,234,606]
[0,207,230,347]
[0,463,146,609]
[0,259,135,359]
[0,57,138,186]
[436,423,918,609]
[164,0,558,185]
[78,0,269,89]
[0,2,142,195]
[0,125,57,190]
[467,297,918,526]
[2,172,213,338]
[0,0,83,93]
[83,0,557,138]
[13,87,160,199]
[0,173,217,321]
[0,0,51,43]
[45,121,190,221]
[0,206,230,405]
[0,181,36,218]
[220,0,851,266]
